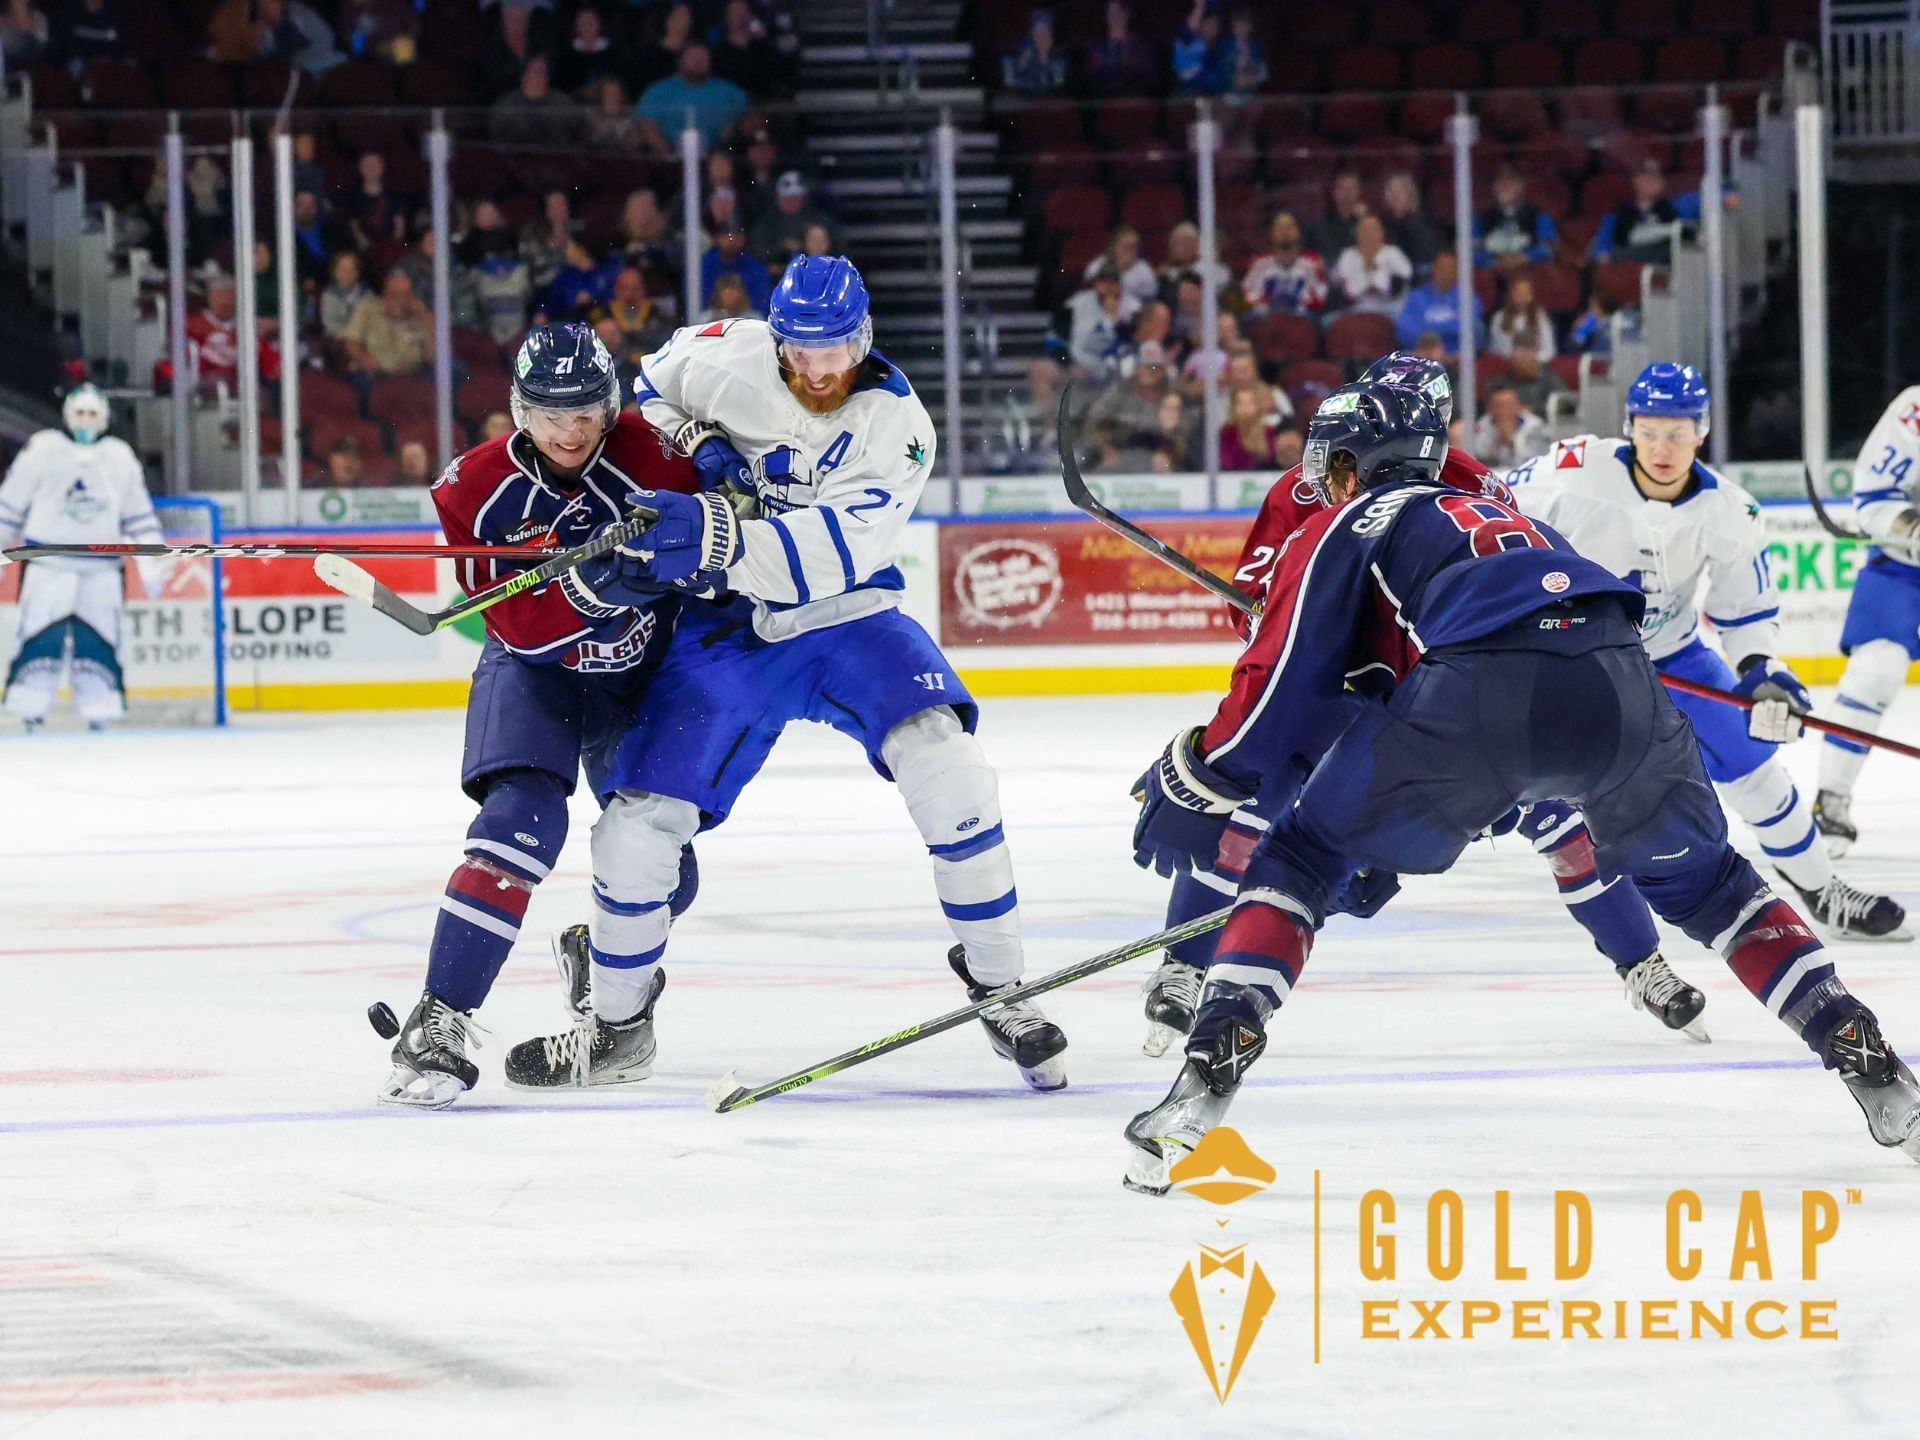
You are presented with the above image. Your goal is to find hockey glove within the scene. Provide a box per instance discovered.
[1329,867,1401,919]
[1131,726,1251,878]
[619,488,744,586]
[672,419,755,495]
[1734,656,1810,743]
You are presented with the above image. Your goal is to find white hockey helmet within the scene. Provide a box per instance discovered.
[62,383,110,445]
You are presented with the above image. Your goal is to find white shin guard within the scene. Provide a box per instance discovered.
[882,707,1024,986]
[1819,639,1908,796]
[1720,760,1828,891]
[588,791,701,1021]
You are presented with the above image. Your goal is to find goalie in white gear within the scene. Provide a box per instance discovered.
[1812,385,1920,855]
[1508,362,1908,941]
[0,385,166,730]
[500,256,1070,1093]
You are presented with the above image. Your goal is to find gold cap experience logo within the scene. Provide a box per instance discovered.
[1167,1128,1277,1402]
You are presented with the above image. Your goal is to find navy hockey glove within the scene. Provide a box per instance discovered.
[672,419,754,494]
[1131,726,1251,878]
[619,488,744,586]
[1733,656,1809,743]
[1329,867,1401,919]
[560,515,675,614]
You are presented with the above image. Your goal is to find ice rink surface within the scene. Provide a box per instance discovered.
[4,692,1918,1438]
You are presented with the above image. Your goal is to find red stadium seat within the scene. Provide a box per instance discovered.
[1556,214,1598,257]
[1409,43,1482,91]
[1524,174,1575,219]
[1571,40,1646,86]
[1737,35,1792,79]
[1058,226,1110,279]
[367,375,437,424]
[1110,137,1185,188]
[1489,42,1566,90]
[1479,91,1552,140]
[83,61,153,108]
[1476,356,1513,401]
[315,60,397,108]
[1325,48,1402,93]
[1595,129,1674,174]
[1281,359,1346,415]
[1770,0,1818,37]
[389,417,442,456]
[307,415,385,462]
[1593,260,1646,308]
[1525,262,1583,314]
[1655,37,1728,82]
[1216,184,1263,231]
[162,59,235,110]
[1268,180,1330,225]
[1614,0,1678,37]
[452,327,506,375]
[23,63,80,108]
[1008,100,1086,151]
[1249,313,1320,365]
[1691,0,1757,36]
[1120,184,1188,230]
[1288,10,1358,48]
[456,374,512,426]
[398,58,473,107]
[1043,184,1113,232]
[1323,311,1397,363]
[1557,90,1627,137]
[1398,92,1456,141]
[1350,136,1422,179]
[1254,97,1314,147]
[1635,90,1703,133]
[1092,99,1160,146]
[1318,95,1391,141]
[1029,145,1101,189]
[1579,172,1636,217]
[1550,355,1584,390]
[300,371,363,420]
[1367,0,1432,45]
[1536,0,1604,39]
[1456,0,1528,43]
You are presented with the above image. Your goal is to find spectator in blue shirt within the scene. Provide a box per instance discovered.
[1588,159,1679,263]
[1086,1,1156,97]
[540,237,621,322]
[1395,251,1482,359]
[1002,8,1067,96]
[700,224,772,315]
[1474,164,1558,272]
[1219,9,1268,96]
[636,42,748,154]
[1171,0,1225,95]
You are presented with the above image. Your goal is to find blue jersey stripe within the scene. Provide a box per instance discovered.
[769,517,810,604]
[1706,607,1780,628]
[819,506,857,591]
[928,822,1005,861]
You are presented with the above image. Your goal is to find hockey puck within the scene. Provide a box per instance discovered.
[367,1001,400,1039]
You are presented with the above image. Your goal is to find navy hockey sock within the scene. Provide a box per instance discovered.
[427,856,535,1011]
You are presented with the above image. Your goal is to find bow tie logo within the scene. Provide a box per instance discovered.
[1164,1128,1278,1403]
[1198,1245,1246,1278]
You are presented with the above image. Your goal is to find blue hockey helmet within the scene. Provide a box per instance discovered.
[1625,361,1710,439]
[768,255,872,366]
[1303,380,1449,504]
[1359,351,1454,428]
[61,383,110,444]
[511,323,620,431]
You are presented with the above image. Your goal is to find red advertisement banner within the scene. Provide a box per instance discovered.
[939,517,1251,646]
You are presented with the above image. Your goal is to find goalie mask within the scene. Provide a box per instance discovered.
[62,383,110,445]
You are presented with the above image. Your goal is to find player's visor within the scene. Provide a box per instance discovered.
[524,403,607,429]
[777,339,862,377]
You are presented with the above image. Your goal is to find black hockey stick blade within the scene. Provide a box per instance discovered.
[1802,463,1920,554]
[705,905,1233,1113]
[315,502,661,635]
[1057,383,1258,616]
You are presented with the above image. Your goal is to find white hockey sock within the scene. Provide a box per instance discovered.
[883,708,1024,987]
[1817,639,1907,796]
[1721,761,1829,892]
[588,791,699,1022]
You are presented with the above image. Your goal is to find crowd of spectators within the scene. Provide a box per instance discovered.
[1022,152,1713,475]
[1002,2,1270,102]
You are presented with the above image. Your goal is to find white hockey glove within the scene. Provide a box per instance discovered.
[1734,656,1810,744]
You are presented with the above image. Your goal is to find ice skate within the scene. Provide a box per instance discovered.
[1618,952,1709,1042]
[948,946,1068,1092]
[504,968,664,1088]
[1125,987,1268,1196]
[553,923,591,1020]
[1141,954,1203,1057]
[1787,873,1912,942]
[1816,1006,1920,1162]
[378,989,483,1109]
[1812,790,1857,859]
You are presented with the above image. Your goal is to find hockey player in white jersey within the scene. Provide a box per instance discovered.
[500,256,1070,1092]
[1812,386,1920,855]
[0,385,165,730]
[1509,362,1908,940]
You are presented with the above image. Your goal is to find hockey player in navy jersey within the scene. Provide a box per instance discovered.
[1122,381,1920,1192]
[501,256,1069,1093]
[1142,353,1714,1055]
[378,324,700,1108]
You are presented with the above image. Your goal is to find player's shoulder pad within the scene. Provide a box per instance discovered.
[436,432,517,490]
[1694,461,1763,521]
[98,435,141,466]
[602,412,697,492]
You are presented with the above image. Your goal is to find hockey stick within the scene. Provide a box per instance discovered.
[314,503,659,636]
[1065,455,1920,762]
[1800,464,1920,555]
[704,905,1233,1113]
[1057,384,1259,616]
[3,540,571,566]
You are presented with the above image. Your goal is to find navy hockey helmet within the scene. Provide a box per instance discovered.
[1303,380,1449,504]
[1359,351,1454,428]
[511,323,620,431]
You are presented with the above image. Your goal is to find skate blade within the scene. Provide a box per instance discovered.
[376,1065,467,1110]
[1821,922,1915,944]
[1141,1021,1179,1058]
[504,1060,655,1091]
[1019,1057,1068,1093]
[1122,1140,1180,1196]
[1680,1019,1711,1043]
[1820,835,1853,860]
